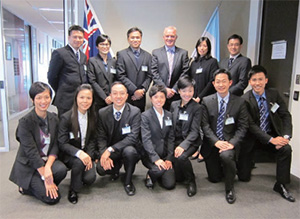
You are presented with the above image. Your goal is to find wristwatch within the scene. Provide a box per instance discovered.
[283,135,290,140]
[107,146,114,153]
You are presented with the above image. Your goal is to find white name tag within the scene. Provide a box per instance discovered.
[110,68,116,74]
[69,132,75,139]
[122,125,131,135]
[44,136,51,144]
[84,65,87,71]
[179,113,189,121]
[165,119,172,126]
[225,117,235,125]
[142,66,148,72]
[196,68,203,74]
[270,102,280,113]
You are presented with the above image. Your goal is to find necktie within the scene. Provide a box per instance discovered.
[76,51,80,62]
[134,50,140,66]
[115,111,121,121]
[259,96,269,132]
[167,49,174,85]
[216,99,225,140]
[228,58,234,68]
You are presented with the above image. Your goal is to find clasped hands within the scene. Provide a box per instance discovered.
[270,136,289,150]
[155,159,173,170]
[99,150,114,171]
[215,140,234,153]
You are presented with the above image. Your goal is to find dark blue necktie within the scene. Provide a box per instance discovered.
[133,50,140,65]
[115,111,121,121]
[228,58,234,68]
[259,96,269,132]
[216,99,225,140]
[76,51,80,63]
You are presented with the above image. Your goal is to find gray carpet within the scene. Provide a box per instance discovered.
[0,109,299,219]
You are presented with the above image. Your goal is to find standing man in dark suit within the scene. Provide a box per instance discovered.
[48,25,87,117]
[96,82,141,196]
[152,26,189,110]
[87,34,116,112]
[219,34,251,96]
[239,65,295,202]
[201,69,248,204]
[117,27,152,112]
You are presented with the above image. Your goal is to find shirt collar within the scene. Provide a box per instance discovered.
[130,47,141,54]
[165,45,175,53]
[153,106,164,117]
[68,44,80,54]
[78,110,88,119]
[217,92,230,104]
[252,90,266,102]
[113,104,126,115]
[229,53,240,60]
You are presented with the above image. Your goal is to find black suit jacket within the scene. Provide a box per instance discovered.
[170,100,202,150]
[152,46,189,91]
[9,110,59,189]
[201,93,248,158]
[241,88,293,153]
[97,103,141,156]
[87,54,116,108]
[219,54,251,96]
[116,47,152,96]
[58,110,97,162]
[47,45,87,111]
[141,107,174,163]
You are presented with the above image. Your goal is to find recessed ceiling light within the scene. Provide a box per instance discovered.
[38,8,63,12]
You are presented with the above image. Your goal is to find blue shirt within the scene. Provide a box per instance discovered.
[252,90,269,120]
[217,92,230,113]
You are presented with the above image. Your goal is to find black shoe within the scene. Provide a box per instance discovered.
[124,183,136,196]
[226,189,236,204]
[145,175,154,189]
[273,183,295,202]
[110,173,119,181]
[187,181,197,197]
[68,189,78,204]
[197,157,204,163]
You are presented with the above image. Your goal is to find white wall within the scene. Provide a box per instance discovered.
[36,31,50,83]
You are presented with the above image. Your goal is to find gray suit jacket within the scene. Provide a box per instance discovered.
[141,107,174,163]
[219,54,251,96]
[151,46,189,91]
[9,110,59,189]
[201,93,248,158]
[97,103,141,156]
[47,45,87,111]
[87,54,116,107]
[116,47,152,96]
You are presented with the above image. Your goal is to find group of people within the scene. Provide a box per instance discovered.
[9,24,295,205]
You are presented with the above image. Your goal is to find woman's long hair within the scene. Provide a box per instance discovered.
[71,84,96,140]
[195,37,212,61]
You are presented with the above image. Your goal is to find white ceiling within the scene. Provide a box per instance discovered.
[2,0,64,42]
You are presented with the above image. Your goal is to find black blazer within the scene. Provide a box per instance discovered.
[241,88,292,153]
[201,93,248,158]
[58,110,97,162]
[87,54,116,107]
[219,54,251,96]
[97,103,141,156]
[116,47,152,96]
[170,99,202,150]
[141,107,174,163]
[152,46,189,91]
[188,56,219,100]
[47,45,87,111]
[9,110,59,189]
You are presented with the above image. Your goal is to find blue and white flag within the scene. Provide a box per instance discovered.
[191,4,220,61]
[83,0,114,60]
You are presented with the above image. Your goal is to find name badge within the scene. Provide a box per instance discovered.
[142,66,148,72]
[110,68,116,74]
[225,117,235,125]
[165,118,172,126]
[179,112,189,121]
[83,65,87,71]
[122,125,131,135]
[196,68,203,74]
[69,132,75,139]
[270,102,280,113]
[44,136,51,144]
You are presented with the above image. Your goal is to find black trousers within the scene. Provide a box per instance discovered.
[127,96,146,112]
[204,147,236,191]
[27,160,67,205]
[141,156,175,190]
[65,157,96,192]
[237,141,292,184]
[96,146,140,185]
[172,146,197,183]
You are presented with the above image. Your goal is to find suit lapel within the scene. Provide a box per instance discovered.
[96,54,110,81]
[172,47,180,73]
[127,48,139,70]
[229,54,242,69]
[161,47,169,71]
[150,107,163,131]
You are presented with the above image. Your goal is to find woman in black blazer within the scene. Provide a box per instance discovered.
[170,75,202,197]
[188,37,219,162]
[87,34,116,112]
[58,84,97,204]
[9,82,67,205]
[141,85,175,190]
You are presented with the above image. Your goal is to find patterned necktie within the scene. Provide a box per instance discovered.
[167,49,174,85]
[115,111,121,121]
[216,99,225,140]
[76,51,80,62]
[134,50,140,66]
[228,58,234,68]
[259,96,269,132]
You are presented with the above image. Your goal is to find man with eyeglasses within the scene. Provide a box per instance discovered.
[219,34,252,96]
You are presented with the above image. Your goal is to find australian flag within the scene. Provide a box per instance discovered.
[83,0,103,60]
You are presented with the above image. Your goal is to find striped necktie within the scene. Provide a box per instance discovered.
[216,99,225,140]
[259,96,270,132]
